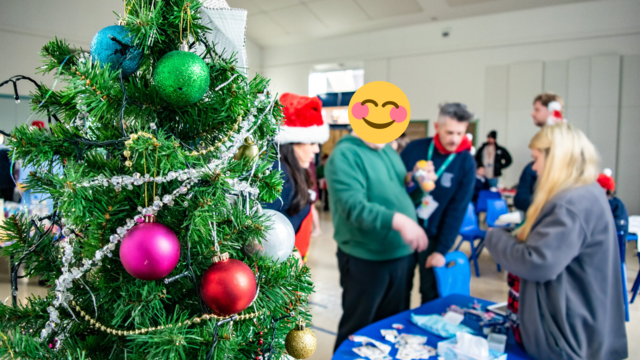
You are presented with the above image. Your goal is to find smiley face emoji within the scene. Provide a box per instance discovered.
[348,81,411,144]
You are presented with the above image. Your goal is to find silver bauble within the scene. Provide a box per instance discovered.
[259,210,295,263]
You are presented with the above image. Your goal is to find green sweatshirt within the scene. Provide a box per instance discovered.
[325,135,420,261]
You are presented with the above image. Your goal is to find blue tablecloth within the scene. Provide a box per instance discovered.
[333,294,531,360]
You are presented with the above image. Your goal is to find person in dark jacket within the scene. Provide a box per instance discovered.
[0,148,16,202]
[401,103,476,304]
[514,93,564,211]
[473,166,491,203]
[263,93,329,262]
[486,124,628,360]
[597,169,629,253]
[475,130,512,188]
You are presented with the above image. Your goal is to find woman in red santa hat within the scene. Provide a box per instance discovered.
[263,93,329,263]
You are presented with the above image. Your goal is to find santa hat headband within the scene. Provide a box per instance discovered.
[546,101,566,125]
[275,93,329,144]
[597,168,615,192]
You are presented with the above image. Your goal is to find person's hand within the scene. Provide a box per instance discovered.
[414,161,437,182]
[392,213,428,252]
[426,252,446,268]
[292,251,304,268]
[405,172,415,188]
[413,161,435,174]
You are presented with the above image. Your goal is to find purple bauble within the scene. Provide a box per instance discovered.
[119,222,181,281]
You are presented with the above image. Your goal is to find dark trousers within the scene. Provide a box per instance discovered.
[408,238,440,305]
[0,187,14,202]
[334,249,416,352]
[321,189,329,211]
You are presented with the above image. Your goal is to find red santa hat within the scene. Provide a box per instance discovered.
[275,93,329,144]
[597,168,615,192]
[31,120,46,129]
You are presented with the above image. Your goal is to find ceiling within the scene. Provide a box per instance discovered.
[0,0,601,51]
[228,0,600,47]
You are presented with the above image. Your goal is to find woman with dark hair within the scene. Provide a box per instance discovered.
[263,93,329,262]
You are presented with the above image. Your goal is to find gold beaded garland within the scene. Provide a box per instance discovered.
[68,301,263,337]
[185,115,243,157]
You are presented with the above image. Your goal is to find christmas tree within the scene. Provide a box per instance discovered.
[0,1,315,359]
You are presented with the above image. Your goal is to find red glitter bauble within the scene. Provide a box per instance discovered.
[200,254,256,316]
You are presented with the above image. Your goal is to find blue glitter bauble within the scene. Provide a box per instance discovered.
[90,25,142,77]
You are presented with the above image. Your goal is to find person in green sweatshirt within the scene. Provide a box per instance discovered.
[325,132,428,352]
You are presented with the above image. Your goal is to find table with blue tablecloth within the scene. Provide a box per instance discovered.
[333,294,531,360]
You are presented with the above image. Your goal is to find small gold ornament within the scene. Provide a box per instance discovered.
[234,137,259,161]
[285,321,317,359]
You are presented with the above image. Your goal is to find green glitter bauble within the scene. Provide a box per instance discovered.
[153,50,210,106]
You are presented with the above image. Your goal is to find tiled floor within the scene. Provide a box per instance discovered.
[1,208,639,359]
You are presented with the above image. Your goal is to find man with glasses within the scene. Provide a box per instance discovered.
[401,103,476,304]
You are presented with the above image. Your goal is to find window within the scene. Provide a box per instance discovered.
[308,69,364,97]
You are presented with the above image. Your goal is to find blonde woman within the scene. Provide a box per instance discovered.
[485,123,627,360]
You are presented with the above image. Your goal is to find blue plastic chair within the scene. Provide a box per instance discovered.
[434,251,471,297]
[631,236,640,304]
[456,203,486,277]
[475,190,502,213]
[486,199,509,228]
[631,262,640,304]
[618,231,630,321]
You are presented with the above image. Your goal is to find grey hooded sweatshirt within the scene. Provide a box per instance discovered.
[486,182,628,360]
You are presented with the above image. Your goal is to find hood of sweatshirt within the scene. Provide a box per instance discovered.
[434,133,472,155]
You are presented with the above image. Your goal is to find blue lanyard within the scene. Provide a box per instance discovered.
[428,140,456,178]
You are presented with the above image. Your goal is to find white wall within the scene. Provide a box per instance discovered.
[262,0,640,117]
[486,55,629,186]
[246,38,263,80]
[619,55,640,215]
[260,0,640,213]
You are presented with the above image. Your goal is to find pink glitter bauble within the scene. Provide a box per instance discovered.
[119,222,181,281]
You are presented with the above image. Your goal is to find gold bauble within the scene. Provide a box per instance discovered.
[234,137,259,161]
[285,322,317,359]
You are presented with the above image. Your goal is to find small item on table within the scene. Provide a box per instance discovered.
[392,323,405,330]
[394,333,434,360]
[349,335,392,358]
[447,305,465,315]
[411,313,474,339]
[437,332,507,360]
[457,332,489,357]
[395,333,428,346]
[486,333,507,354]
[442,311,465,326]
[352,345,392,360]
[380,329,399,342]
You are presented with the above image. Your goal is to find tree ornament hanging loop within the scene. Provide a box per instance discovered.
[179,2,195,45]
[211,252,229,264]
